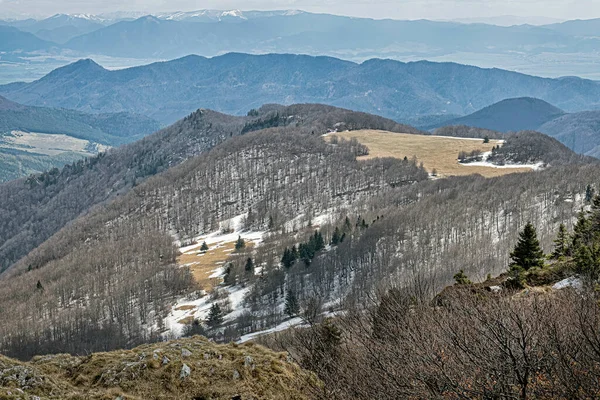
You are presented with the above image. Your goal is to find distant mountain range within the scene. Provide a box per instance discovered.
[427,97,600,158]
[1,13,106,43]
[0,25,57,51]
[1,53,599,126]
[3,12,600,79]
[59,13,600,60]
[0,95,161,181]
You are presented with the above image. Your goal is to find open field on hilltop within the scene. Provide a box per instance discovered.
[325,130,534,178]
[0,130,108,156]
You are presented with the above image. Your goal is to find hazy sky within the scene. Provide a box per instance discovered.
[1,0,599,21]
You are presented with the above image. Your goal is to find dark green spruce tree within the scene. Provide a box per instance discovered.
[551,223,570,259]
[235,236,246,251]
[206,303,224,328]
[245,257,254,273]
[284,290,300,317]
[331,227,341,246]
[510,222,545,272]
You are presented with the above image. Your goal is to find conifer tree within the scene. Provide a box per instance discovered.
[207,303,223,328]
[344,216,352,232]
[290,244,299,260]
[284,290,300,317]
[235,236,246,251]
[551,223,569,259]
[245,257,254,273]
[590,195,600,232]
[331,227,341,246]
[223,263,235,286]
[299,243,312,266]
[509,222,545,272]
[200,241,209,252]
[572,209,593,250]
[586,184,596,203]
[36,280,44,291]
[575,243,600,281]
[453,270,472,285]
[281,247,292,268]
[315,231,325,251]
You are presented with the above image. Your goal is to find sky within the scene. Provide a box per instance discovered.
[0,0,599,21]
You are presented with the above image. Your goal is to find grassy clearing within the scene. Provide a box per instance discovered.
[1,130,108,156]
[326,130,533,178]
[178,241,255,292]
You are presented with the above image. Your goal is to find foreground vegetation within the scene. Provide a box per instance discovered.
[260,204,600,399]
[0,337,316,399]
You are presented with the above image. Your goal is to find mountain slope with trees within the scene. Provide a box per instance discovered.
[427,97,600,157]
[0,104,594,359]
[0,104,419,275]
[425,97,565,132]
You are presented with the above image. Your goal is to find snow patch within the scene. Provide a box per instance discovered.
[552,276,582,290]
[238,317,304,343]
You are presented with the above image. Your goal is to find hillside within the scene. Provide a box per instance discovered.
[0,96,161,182]
[0,25,58,51]
[0,337,315,399]
[0,103,592,359]
[2,54,600,125]
[538,110,600,157]
[0,104,419,275]
[425,97,600,157]
[0,95,160,144]
[426,97,565,132]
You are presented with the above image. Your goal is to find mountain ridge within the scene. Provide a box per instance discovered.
[2,53,600,125]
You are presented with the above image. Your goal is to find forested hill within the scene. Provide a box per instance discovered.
[0,101,594,359]
[0,95,161,146]
[0,104,419,275]
[426,97,566,132]
[2,53,600,124]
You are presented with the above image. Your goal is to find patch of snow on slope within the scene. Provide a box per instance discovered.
[179,213,265,253]
[163,293,211,337]
[238,317,304,343]
[553,276,582,290]
[461,150,543,170]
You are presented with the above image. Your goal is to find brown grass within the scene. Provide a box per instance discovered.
[1,337,317,399]
[326,130,534,178]
[178,241,255,291]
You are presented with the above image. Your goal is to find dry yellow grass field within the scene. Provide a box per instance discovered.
[178,241,254,291]
[326,130,534,178]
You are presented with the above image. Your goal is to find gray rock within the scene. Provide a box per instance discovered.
[180,363,191,379]
[181,348,192,357]
[232,369,241,380]
[244,356,255,369]
[162,356,170,365]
